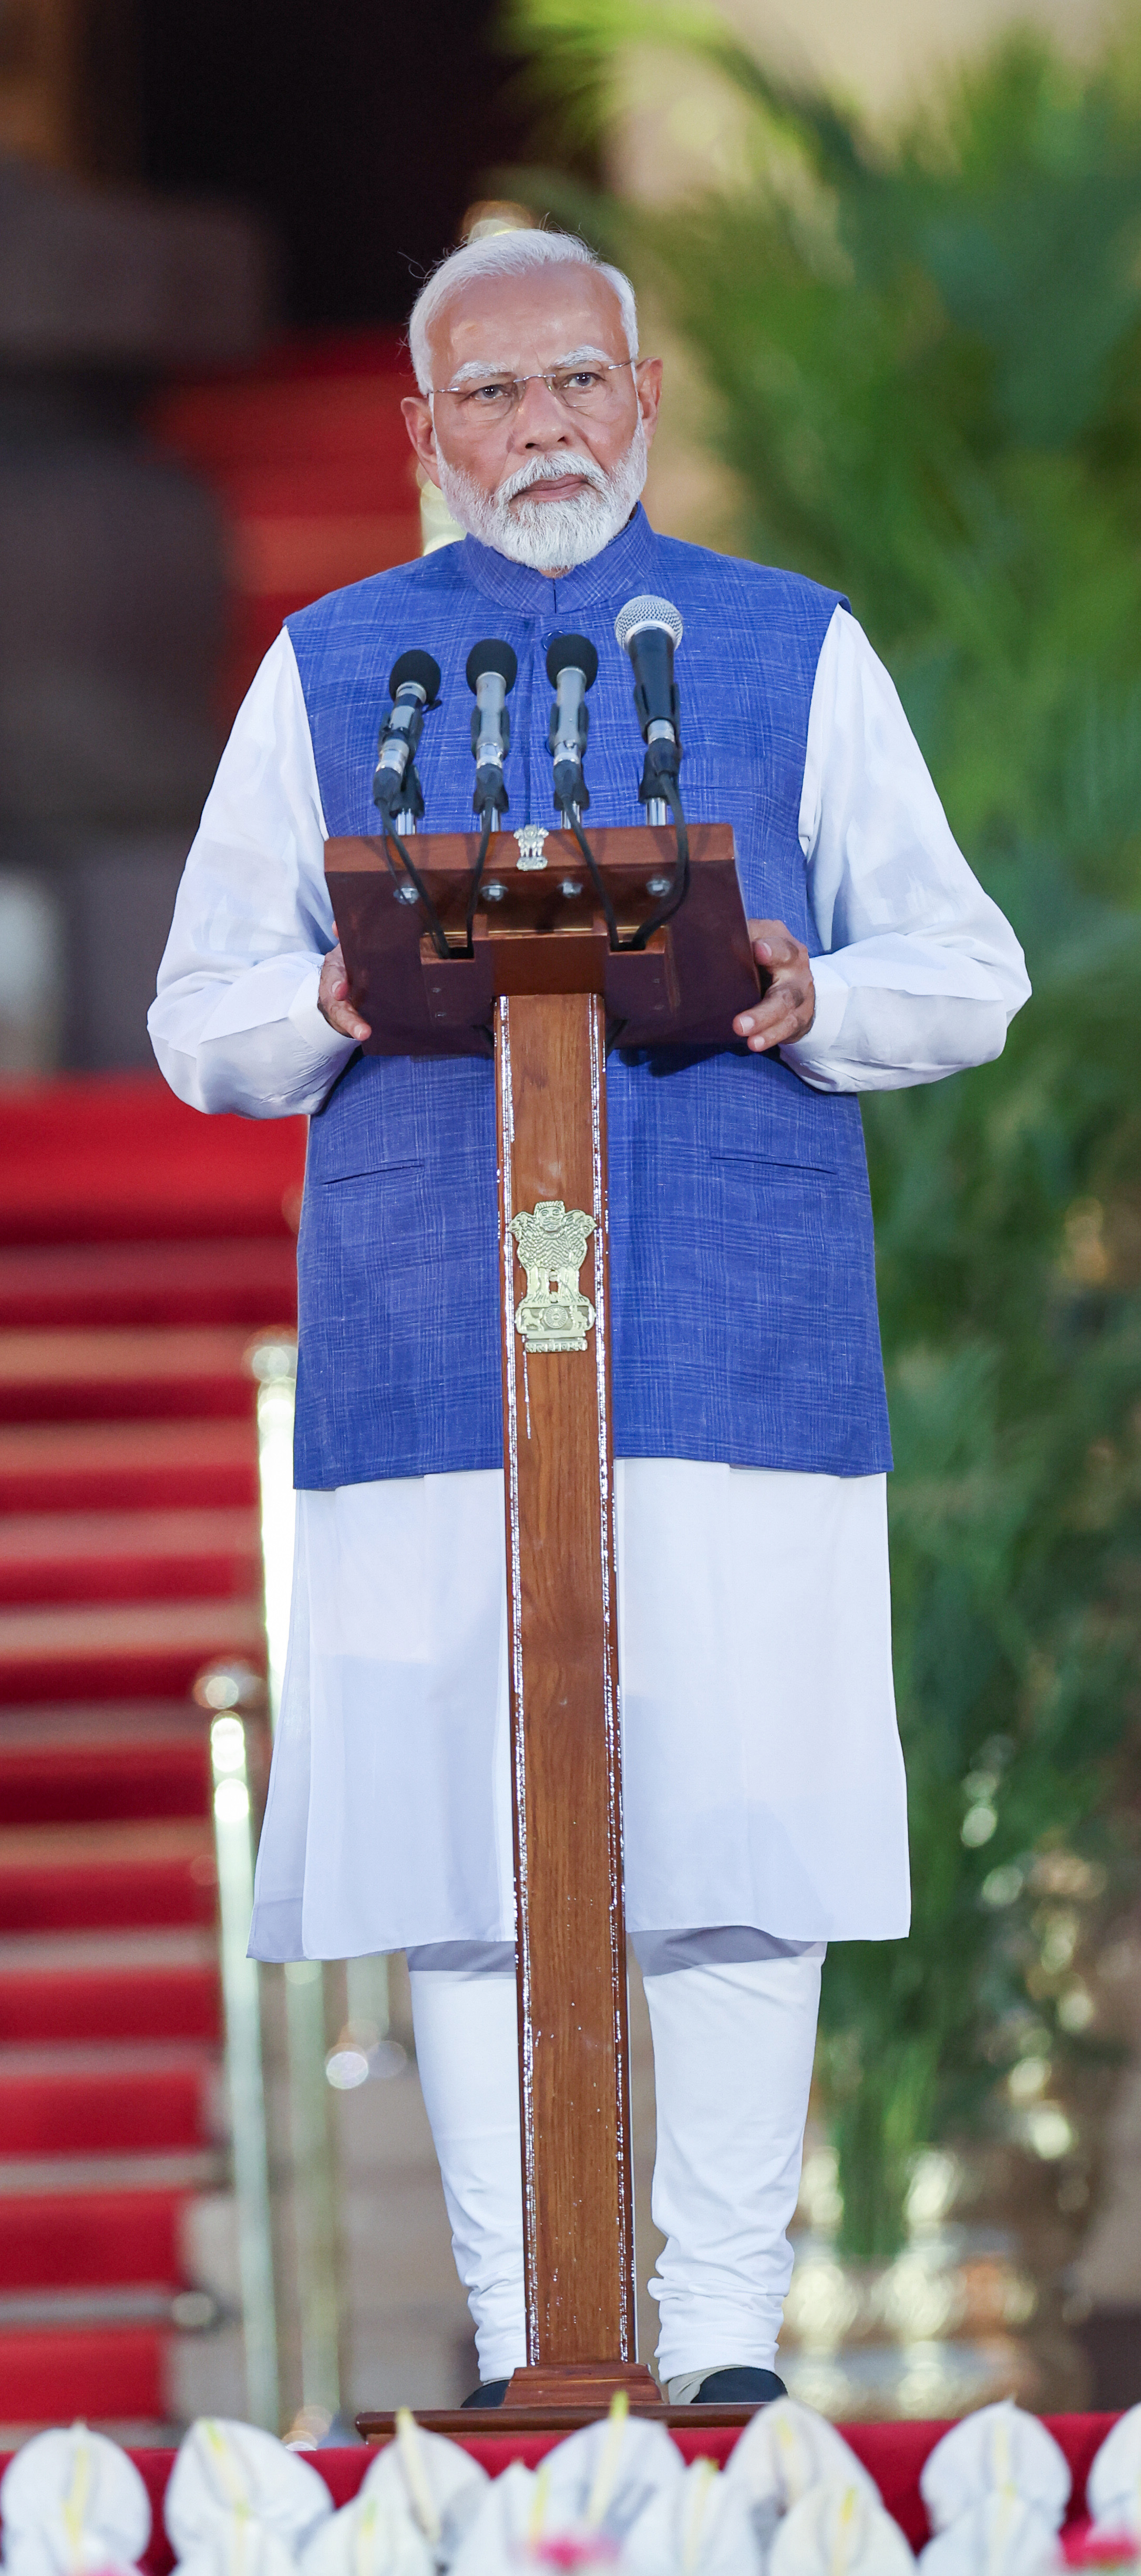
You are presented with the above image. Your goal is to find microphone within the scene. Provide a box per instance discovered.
[466,639,518,825]
[546,633,599,820]
[613,595,684,826]
[373,649,441,831]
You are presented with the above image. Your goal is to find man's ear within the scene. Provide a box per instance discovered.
[401,395,441,488]
[636,357,664,451]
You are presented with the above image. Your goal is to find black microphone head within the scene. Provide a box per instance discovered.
[388,649,441,705]
[546,632,599,690]
[613,595,684,660]
[466,638,518,694]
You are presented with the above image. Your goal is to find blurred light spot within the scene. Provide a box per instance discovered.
[906,2149,960,2233]
[325,2047,371,2091]
[1009,2055,1050,2103]
[1058,1982,1095,2032]
[962,1804,998,1847]
[963,1770,998,1803]
[797,2145,842,2234]
[172,2290,217,2330]
[211,1716,245,1775]
[1026,2104,1073,2160]
[214,1778,249,1825]
[982,1863,1024,1907]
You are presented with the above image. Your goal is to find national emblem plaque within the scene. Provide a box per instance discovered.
[510,1199,595,1352]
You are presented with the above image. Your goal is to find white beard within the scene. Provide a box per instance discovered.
[436,423,649,571]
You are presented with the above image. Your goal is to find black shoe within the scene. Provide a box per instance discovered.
[692,2366,787,2406]
[461,2378,509,2408]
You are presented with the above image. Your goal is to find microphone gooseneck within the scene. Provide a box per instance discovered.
[466,639,518,830]
[543,632,622,950]
[372,649,441,833]
[546,633,599,822]
[614,593,689,944]
[464,639,518,950]
[371,648,451,958]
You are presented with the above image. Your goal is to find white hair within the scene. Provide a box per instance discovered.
[407,229,639,394]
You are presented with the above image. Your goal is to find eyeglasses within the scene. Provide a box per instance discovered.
[430,360,636,420]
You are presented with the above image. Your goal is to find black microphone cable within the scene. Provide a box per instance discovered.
[544,633,623,951]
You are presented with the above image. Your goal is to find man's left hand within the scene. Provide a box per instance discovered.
[734,920,816,1053]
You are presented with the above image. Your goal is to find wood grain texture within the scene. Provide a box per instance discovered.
[497,990,635,2367]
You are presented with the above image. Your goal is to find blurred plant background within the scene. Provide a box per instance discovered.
[496,0,1141,2402]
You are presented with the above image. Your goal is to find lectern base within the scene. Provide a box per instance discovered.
[356,2402,764,2439]
[503,2361,662,2410]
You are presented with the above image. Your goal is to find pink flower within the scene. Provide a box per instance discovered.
[1061,2528,1138,2569]
[527,2538,621,2568]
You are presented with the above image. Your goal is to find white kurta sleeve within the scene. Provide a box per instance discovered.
[147,629,357,1119]
[780,605,1031,1093]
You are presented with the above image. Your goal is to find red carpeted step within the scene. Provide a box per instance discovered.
[0,1512,261,1607]
[0,2050,211,2156]
[0,2188,186,2290]
[0,1965,220,2046]
[0,1722,211,1825]
[0,2321,165,2421]
[0,1240,297,1331]
[0,1823,217,1932]
[0,1076,305,1246]
[0,1422,259,1513]
[0,1600,265,1705]
[0,1329,260,1424]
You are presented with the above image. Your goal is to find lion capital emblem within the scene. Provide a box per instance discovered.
[510,1199,595,1352]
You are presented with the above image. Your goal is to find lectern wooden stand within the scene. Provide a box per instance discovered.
[328,822,764,2437]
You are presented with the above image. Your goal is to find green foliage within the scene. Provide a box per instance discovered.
[498,2,1141,2255]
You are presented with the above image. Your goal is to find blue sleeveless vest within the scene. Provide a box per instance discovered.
[288,507,891,1486]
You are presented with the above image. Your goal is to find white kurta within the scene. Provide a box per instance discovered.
[149,601,1030,1958]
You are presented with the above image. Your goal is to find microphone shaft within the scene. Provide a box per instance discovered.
[551,665,589,770]
[474,671,508,771]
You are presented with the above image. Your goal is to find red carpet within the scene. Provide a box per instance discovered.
[149,331,422,718]
[0,1074,302,2430]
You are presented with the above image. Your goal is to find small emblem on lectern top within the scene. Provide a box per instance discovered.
[510,1201,595,1352]
[514,824,549,870]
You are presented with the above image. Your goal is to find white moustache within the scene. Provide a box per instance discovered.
[497,453,609,508]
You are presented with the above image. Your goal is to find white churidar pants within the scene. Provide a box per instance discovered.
[408,1937,824,2384]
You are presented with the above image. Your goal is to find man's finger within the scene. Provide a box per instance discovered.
[735,976,811,1039]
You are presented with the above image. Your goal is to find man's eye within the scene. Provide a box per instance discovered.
[466,381,512,404]
[562,371,602,391]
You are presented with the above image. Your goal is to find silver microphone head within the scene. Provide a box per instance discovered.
[614,594,684,657]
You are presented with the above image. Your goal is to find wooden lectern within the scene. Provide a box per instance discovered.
[331,820,764,2436]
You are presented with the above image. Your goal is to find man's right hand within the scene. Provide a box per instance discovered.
[318,942,372,1044]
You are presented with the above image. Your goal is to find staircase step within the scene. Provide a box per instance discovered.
[0,1421,259,1513]
[0,2321,166,2422]
[0,1509,261,1607]
[0,1822,217,1932]
[0,2189,186,2289]
[0,1075,305,1246]
[0,1963,220,2045]
[0,1330,260,1424]
[0,1710,212,1821]
[0,1240,297,1330]
[0,2046,213,2157]
[0,1599,264,1704]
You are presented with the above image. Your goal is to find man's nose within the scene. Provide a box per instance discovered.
[510,374,572,445]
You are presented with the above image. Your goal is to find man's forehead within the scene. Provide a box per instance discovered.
[426,265,627,373]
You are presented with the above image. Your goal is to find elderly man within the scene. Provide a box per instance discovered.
[150,229,1029,2409]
